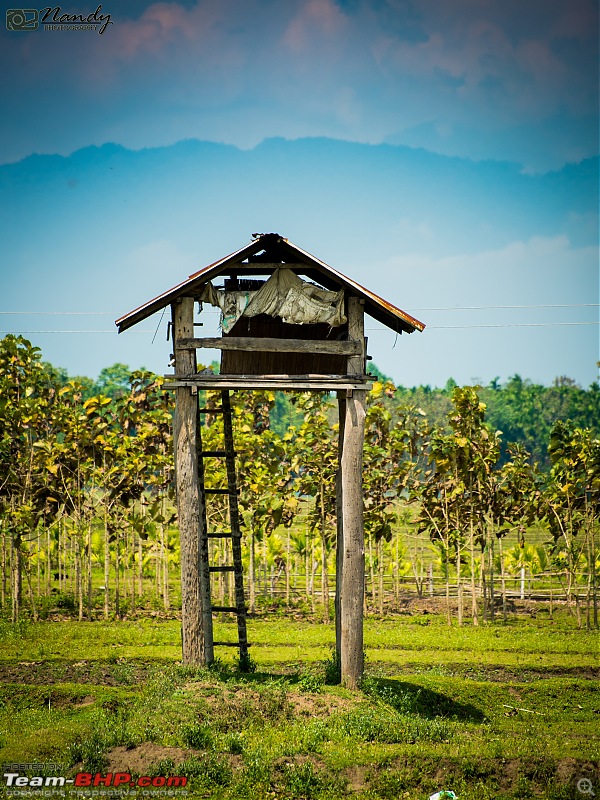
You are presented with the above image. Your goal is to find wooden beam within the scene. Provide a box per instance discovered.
[164,376,372,391]
[232,262,305,270]
[346,298,366,375]
[166,373,371,381]
[176,336,361,356]
[172,297,213,667]
[340,296,367,690]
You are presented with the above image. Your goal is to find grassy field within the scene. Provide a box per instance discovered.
[0,611,598,799]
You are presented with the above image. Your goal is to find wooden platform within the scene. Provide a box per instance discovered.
[163,373,373,391]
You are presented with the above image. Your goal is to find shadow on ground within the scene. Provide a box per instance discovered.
[364,677,486,722]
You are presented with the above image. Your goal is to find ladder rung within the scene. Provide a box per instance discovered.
[201,450,229,457]
[213,641,252,647]
[198,407,224,413]
[211,605,244,613]
[209,566,236,572]
[204,488,230,494]
[206,532,240,538]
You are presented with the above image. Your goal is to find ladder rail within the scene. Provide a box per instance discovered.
[221,390,250,661]
[196,402,214,664]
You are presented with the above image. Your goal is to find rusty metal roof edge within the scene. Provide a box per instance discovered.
[286,240,425,333]
[115,234,426,334]
[115,239,261,333]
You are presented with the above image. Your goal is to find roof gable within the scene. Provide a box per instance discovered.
[115,233,425,335]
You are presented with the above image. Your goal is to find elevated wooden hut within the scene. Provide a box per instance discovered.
[116,233,424,688]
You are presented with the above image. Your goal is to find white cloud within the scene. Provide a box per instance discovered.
[1,0,596,167]
[375,235,595,303]
[363,236,599,388]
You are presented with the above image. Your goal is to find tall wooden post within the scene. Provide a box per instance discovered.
[172,297,212,665]
[340,296,367,689]
[335,391,346,664]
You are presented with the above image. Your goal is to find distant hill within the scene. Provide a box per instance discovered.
[1,137,596,386]
[1,138,597,263]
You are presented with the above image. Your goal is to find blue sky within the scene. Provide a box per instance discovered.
[0,0,598,388]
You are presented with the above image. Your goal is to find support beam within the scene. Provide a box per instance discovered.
[340,391,366,688]
[340,296,367,690]
[164,375,372,392]
[335,391,346,666]
[172,297,212,666]
[176,337,361,356]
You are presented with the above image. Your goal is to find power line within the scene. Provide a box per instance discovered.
[367,322,599,331]
[0,330,154,334]
[426,322,600,330]
[0,311,114,315]
[1,321,598,335]
[0,303,597,315]
[405,303,599,312]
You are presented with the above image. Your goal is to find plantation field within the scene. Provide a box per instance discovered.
[0,612,598,799]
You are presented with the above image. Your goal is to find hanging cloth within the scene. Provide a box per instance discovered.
[200,269,346,332]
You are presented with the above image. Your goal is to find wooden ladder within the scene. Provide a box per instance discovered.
[198,390,249,665]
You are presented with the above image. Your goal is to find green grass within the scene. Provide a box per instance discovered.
[0,614,597,799]
[3,614,594,665]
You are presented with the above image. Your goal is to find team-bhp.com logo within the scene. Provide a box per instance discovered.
[6,5,112,33]
[4,771,187,790]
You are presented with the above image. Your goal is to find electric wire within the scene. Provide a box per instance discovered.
[0,303,597,334]
[0,330,155,334]
[0,303,597,315]
[405,303,599,312]
[1,321,598,334]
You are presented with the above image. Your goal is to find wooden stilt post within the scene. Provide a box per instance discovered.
[172,297,212,665]
[340,296,367,689]
[335,391,346,665]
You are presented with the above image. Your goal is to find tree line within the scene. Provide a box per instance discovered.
[0,334,598,627]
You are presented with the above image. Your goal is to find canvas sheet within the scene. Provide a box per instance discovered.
[200,268,346,333]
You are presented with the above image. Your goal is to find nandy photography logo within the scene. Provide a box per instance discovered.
[6,5,112,34]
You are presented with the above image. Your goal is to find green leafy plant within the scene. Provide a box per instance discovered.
[322,650,341,685]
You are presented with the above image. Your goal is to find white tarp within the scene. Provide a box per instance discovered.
[200,268,346,333]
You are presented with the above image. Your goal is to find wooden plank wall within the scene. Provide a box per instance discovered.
[220,315,349,375]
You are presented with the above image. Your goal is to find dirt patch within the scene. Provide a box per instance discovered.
[555,758,599,784]
[74,696,96,707]
[102,749,600,792]
[182,680,224,695]
[0,659,157,687]
[458,665,600,682]
[181,681,356,721]
[288,692,355,717]
[1,657,596,692]
[386,756,600,794]
[105,744,195,774]
[374,662,599,682]
[0,683,96,711]
[343,765,367,792]
[498,758,520,791]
